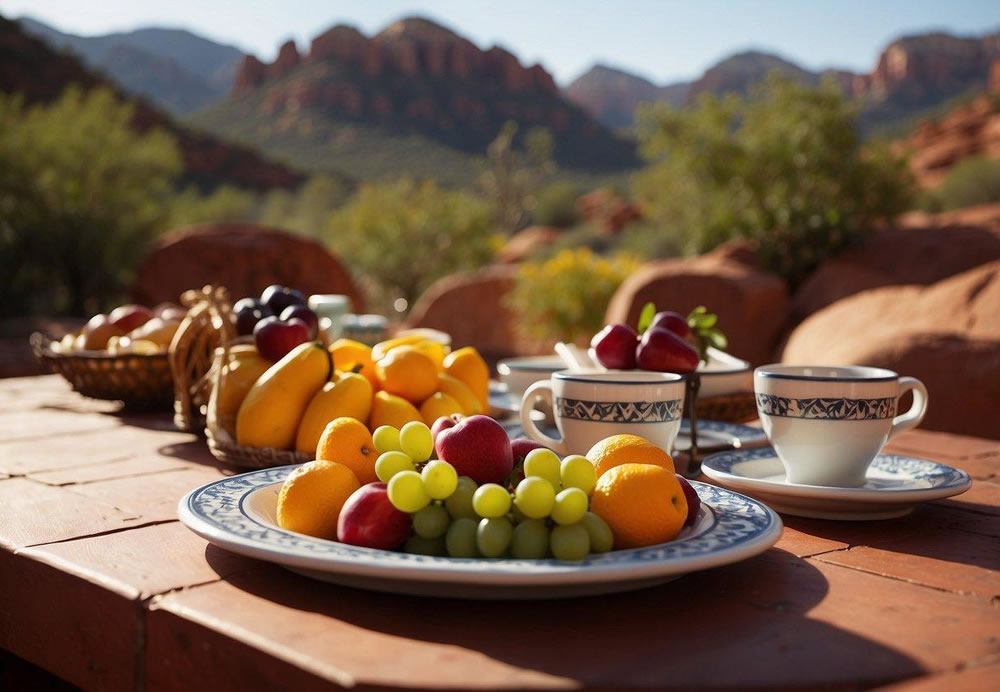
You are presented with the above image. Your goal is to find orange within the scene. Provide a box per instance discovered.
[436,373,482,415]
[276,460,360,539]
[375,346,438,403]
[443,347,489,411]
[315,417,378,485]
[586,434,675,479]
[329,338,377,387]
[369,390,423,431]
[419,392,464,426]
[590,463,687,549]
[410,340,448,372]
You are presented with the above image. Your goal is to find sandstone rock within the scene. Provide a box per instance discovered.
[576,189,642,234]
[131,224,364,311]
[792,206,1000,321]
[905,95,1000,187]
[498,227,562,264]
[605,255,789,366]
[784,261,1000,364]
[404,266,546,364]
[273,40,301,76]
[309,25,367,63]
[231,55,267,95]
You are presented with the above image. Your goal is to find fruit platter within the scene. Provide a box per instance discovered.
[181,414,782,598]
[31,302,186,409]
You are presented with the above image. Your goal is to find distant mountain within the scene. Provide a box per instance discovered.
[562,64,688,130]
[566,32,1000,135]
[17,17,243,114]
[192,17,639,183]
[0,15,304,191]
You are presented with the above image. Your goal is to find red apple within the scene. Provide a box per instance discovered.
[676,474,701,527]
[108,304,153,333]
[253,316,310,362]
[636,327,699,373]
[281,305,319,340]
[434,415,513,485]
[431,414,463,443]
[649,311,692,340]
[590,323,638,369]
[337,483,411,550]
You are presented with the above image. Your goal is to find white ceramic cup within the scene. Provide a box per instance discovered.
[754,365,929,487]
[519,370,686,456]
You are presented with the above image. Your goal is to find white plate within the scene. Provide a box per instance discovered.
[701,448,972,521]
[179,469,782,599]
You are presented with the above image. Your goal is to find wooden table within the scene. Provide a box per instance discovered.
[0,375,997,691]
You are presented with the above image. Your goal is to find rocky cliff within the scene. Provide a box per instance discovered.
[0,16,304,191]
[562,64,688,130]
[210,17,637,175]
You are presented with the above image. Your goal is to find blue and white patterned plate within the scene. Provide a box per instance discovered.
[702,447,972,521]
[178,468,782,599]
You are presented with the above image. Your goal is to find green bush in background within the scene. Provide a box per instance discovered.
[632,75,914,286]
[533,180,580,228]
[329,178,499,313]
[508,248,640,343]
[0,86,181,316]
[932,156,1000,210]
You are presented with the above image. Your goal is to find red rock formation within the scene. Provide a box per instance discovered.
[905,95,1000,187]
[576,188,642,234]
[273,40,301,76]
[869,34,1000,102]
[231,54,267,95]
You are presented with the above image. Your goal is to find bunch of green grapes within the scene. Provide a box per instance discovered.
[374,424,613,560]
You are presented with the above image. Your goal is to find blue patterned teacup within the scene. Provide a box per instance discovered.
[754,365,928,487]
[519,370,686,455]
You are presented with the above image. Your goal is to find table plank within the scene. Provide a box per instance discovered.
[146,549,999,690]
[0,477,140,550]
[66,467,226,524]
[27,455,196,486]
[881,662,1000,691]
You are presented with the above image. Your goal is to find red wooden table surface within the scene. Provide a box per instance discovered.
[0,375,997,691]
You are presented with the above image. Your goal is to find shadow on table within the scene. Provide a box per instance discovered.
[156,440,231,473]
[783,504,1000,572]
[203,546,922,688]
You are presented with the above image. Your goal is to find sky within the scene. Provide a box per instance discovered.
[3,0,999,85]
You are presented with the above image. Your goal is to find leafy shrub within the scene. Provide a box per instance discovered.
[533,181,580,228]
[507,248,640,343]
[632,75,914,286]
[257,175,349,238]
[166,185,257,228]
[329,178,499,312]
[934,156,1000,210]
[0,86,181,316]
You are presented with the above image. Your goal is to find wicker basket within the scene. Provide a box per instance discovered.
[696,392,758,423]
[169,285,237,433]
[204,341,312,469]
[30,332,174,410]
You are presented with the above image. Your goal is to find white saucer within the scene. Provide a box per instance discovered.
[701,447,972,520]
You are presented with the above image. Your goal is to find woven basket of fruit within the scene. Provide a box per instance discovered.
[695,392,758,423]
[30,302,186,409]
[169,285,237,433]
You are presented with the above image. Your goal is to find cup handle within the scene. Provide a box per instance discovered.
[520,380,566,455]
[889,376,928,439]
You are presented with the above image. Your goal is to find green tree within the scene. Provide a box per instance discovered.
[632,75,914,285]
[165,184,257,229]
[478,122,555,234]
[329,178,498,312]
[0,86,182,316]
[533,180,580,228]
[257,175,348,238]
[933,156,1000,210]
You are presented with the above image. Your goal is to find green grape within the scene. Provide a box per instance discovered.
[404,534,447,556]
[560,454,597,494]
[523,448,562,487]
[372,425,402,454]
[399,421,434,462]
[387,470,430,513]
[421,459,458,500]
[444,476,478,519]
[375,450,415,483]
[550,523,590,561]
[551,487,589,526]
[412,504,450,538]
[476,517,513,558]
[580,511,614,553]
[445,517,479,557]
[513,476,555,519]
[510,519,550,559]
[472,483,512,518]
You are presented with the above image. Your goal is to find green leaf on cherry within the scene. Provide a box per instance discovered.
[637,301,656,334]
